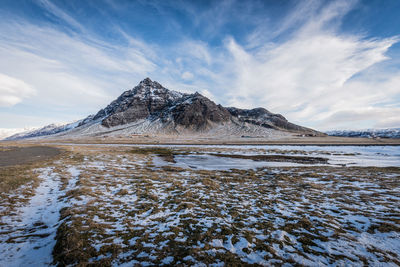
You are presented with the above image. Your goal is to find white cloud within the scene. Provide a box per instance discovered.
[200,89,215,101]
[320,107,400,130]
[178,41,213,66]
[0,0,399,131]
[0,73,36,107]
[0,21,157,112]
[215,0,400,130]
[181,71,194,80]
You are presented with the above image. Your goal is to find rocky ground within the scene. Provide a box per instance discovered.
[0,144,399,266]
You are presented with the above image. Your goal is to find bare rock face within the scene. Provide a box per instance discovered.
[79,77,322,135]
[168,93,231,130]
[226,107,315,132]
[97,78,185,127]
[86,78,232,130]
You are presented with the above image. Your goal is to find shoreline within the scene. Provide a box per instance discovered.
[43,142,400,146]
[2,141,400,147]
[2,135,400,147]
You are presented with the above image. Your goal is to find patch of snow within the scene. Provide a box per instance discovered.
[161,256,174,265]
[0,166,81,266]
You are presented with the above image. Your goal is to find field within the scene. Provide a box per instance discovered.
[0,144,399,266]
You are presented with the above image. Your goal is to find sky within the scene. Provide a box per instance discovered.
[0,0,399,132]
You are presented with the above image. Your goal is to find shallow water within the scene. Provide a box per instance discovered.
[152,145,400,170]
[51,143,400,168]
[154,154,327,170]
[264,145,400,167]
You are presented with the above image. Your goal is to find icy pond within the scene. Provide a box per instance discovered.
[150,145,400,170]
[56,143,400,169]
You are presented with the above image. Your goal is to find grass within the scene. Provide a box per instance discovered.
[130,147,177,163]
[1,145,399,266]
[0,146,66,194]
[0,165,38,193]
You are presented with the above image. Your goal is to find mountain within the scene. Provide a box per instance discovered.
[226,107,313,132]
[0,127,37,140]
[78,78,232,131]
[326,128,400,139]
[5,78,322,140]
[5,121,82,141]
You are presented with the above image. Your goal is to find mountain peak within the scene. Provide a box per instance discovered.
[138,77,153,86]
[75,78,322,135]
[138,77,162,89]
[140,77,153,83]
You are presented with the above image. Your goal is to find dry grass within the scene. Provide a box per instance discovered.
[0,165,38,193]
[1,144,399,266]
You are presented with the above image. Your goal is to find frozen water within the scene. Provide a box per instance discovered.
[53,143,400,168]
[152,145,400,170]
[154,154,313,170]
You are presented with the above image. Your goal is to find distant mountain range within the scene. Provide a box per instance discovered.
[0,128,37,140]
[5,78,322,140]
[326,128,400,139]
[5,121,82,140]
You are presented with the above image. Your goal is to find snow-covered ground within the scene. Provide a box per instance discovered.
[0,165,81,266]
[0,145,399,266]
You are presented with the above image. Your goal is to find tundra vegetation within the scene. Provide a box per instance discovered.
[0,145,399,266]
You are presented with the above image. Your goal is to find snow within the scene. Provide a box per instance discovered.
[5,119,83,140]
[161,256,174,265]
[151,145,400,170]
[0,127,37,140]
[48,143,400,168]
[0,166,81,266]
[1,144,399,266]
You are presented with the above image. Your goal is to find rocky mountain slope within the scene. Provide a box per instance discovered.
[5,78,322,140]
[0,128,36,140]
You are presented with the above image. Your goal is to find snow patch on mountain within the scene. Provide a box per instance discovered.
[5,120,82,140]
[0,127,37,140]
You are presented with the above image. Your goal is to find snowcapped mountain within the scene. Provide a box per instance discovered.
[76,78,320,134]
[5,121,82,140]
[78,78,229,130]
[0,127,37,140]
[5,78,323,140]
[326,128,400,139]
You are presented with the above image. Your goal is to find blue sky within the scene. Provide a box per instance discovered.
[0,0,399,132]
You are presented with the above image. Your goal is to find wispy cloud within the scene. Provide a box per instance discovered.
[0,73,36,107]
[215,0,400,130]
[0,20,157,111]
[0,0,398,130]
[36,0,84,32]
